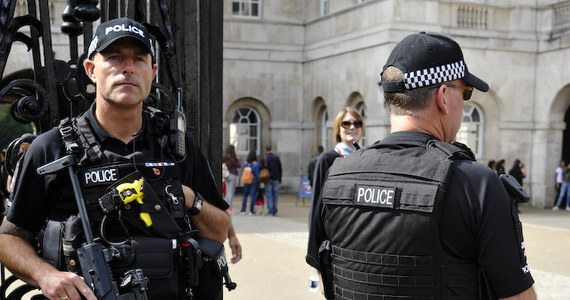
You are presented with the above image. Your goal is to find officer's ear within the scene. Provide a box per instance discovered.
[435,84,450,115]
[151,63,157,81]
[84,57,97,84]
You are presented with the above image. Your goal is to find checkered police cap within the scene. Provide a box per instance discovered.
[87,17,155,60]
[379,32,488,93]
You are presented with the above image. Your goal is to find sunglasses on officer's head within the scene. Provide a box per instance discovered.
[340,120,363,129]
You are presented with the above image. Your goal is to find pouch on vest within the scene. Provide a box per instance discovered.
[193,237,236,299]
[131,235,180,299]
[42,220,65,270]
[62,215,86,274]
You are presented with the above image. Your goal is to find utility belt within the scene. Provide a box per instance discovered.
[43,219,231,299]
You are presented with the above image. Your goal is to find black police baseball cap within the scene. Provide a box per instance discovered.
[87,17,155,59]
[380,32,488,93]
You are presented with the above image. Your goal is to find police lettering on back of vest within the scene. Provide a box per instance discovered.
[355,184,396,209]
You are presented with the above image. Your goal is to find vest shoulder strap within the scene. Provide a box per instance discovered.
[427,140,476,162]
[59,115,104,164]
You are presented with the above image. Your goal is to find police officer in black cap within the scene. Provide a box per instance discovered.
[306,32,536,299]
[0,18,231,300]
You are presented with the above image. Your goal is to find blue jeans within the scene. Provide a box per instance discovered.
[264,180,280,215]
[241,183,257,213]
[555,180,570,208]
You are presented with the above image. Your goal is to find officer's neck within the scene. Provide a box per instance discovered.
[95,101,143,144]
[390,113,445,142]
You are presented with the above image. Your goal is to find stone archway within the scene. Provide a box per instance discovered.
[535,85,570,207]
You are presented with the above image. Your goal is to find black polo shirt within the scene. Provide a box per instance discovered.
[306,131,534,298]
[7,104,228,234]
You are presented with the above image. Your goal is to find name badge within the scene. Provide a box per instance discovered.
[354,184,397,209]
[83,167,119,186]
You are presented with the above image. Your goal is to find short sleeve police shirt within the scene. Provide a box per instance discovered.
[6,104,228,234]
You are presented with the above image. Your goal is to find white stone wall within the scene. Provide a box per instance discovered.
[222,0,570,206]
[3,0,570,205]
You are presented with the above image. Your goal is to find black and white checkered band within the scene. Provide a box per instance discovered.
[403,60,465,89]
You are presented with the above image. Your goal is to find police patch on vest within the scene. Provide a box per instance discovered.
[83,166,119,186]
[354,184,397,209]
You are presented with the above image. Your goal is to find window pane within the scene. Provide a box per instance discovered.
[231,107,260,155]
[232,0,260,17]
[472,109,480,122]
[457,104,482,157]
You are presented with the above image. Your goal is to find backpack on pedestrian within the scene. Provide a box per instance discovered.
[259,156,270,183]
[241,163,254,184]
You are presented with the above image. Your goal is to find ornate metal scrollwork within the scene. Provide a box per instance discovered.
[0,79,49,123]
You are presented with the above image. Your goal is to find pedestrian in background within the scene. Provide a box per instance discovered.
[309,107,364,212]
[223,145,241,213]
[554,160,565,206]
[509,159,527,213]
[260,145,282,216]
[241,150,259,215]
[308,107,364,274]
[495,159,506,176]
[553,160,570,211]
[487,159,496,170]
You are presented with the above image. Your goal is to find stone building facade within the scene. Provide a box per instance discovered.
[3,0,570,207]
[223,0,570,207]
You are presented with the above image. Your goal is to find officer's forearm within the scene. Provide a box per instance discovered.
[182,185,230,242]
[192,200,230,243]
[0,219,53,287]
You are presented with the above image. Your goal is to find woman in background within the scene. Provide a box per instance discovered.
[509,158,527,213]
[223,145,241,213]
[306,107,364,296]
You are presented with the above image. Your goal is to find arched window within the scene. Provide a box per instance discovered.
[457,103,483,157]
[357,103,367,146]
[230,107,261,155]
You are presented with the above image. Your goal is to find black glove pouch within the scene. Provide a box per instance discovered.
[113,235,180,300]
[193,237,227,299]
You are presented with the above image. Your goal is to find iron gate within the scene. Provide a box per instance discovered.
[0,0,223,298]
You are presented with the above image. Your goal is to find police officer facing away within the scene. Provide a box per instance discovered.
[0,18,230,300]
[306,32,536,299]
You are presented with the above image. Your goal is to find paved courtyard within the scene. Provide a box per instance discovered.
[223,193,570,300]
[1,193,568,299]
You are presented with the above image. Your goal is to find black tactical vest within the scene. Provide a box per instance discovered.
[321,140,479,300]
[59,109,190,299]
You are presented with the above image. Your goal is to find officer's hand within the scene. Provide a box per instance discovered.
[38,270,96,300]
[228,233,242,264]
